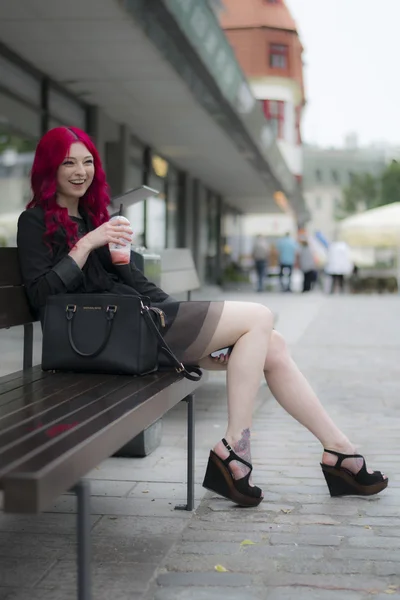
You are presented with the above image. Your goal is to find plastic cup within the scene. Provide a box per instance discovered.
[108,216,132,265]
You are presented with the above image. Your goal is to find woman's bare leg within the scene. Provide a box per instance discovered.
[263,331,385,476]
[199,301,274,482]
[199,310,386,480]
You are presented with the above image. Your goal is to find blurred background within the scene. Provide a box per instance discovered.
[0,0,399,294]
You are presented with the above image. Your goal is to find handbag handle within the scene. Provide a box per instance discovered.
[141,306,202,382]
[66,304,117,358]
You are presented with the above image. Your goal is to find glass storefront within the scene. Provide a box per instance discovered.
[125,136,146,247]
[205,192,220,283]
[0,128,36,246]
[166,167,179,248]
[145,154,168,251]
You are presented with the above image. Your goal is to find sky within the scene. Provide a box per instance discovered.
[284,0,400,148]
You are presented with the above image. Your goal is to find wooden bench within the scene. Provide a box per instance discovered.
[0,247,207,600]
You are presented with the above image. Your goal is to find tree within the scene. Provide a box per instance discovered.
[340,172,379,217]
[380,160,400,207]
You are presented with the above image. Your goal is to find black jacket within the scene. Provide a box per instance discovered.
[17,207,170,320]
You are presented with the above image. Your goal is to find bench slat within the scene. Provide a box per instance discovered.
[2,372,205,512]
[0,372,112,427]
[0,366,45,395]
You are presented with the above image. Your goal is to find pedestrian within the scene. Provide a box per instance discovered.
[252,234,269,292]
[325,240,353,294]
[299,238,317,292]
[17,127,387,508]
[277,232,298,292]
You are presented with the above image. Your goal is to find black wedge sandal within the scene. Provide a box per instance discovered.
[202,438,263,507]
[321,449,388,497]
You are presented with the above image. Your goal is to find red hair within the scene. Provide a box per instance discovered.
[27,126,110,248]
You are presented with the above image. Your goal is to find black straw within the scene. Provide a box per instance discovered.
[119,203,123,216]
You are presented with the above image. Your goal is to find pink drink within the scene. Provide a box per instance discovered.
[108,216,132,265]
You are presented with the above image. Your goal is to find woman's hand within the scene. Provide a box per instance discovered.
[210,347,232,366]
[84,218,133,252]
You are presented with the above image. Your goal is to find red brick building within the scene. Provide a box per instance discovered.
[221,0,305,181]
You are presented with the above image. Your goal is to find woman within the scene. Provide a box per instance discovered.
[17,127,387,507]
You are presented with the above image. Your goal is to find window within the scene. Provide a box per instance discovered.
[316,169,322,182]
[269,44,288,69]
[262,100,285,140]
[315,196,321,209]
[332,170,339,184]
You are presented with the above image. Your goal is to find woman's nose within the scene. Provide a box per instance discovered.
[74,162,86,176]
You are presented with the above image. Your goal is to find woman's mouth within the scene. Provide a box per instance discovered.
[69,180,86,187]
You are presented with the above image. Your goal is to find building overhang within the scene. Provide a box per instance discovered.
[0,0,307,216]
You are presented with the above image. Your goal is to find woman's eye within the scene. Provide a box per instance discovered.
[85,160,93,165]
[63,160,74,166]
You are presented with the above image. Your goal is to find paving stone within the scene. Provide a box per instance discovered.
[273,514,340,525]
[67,479,137,497]
[264,572,394,593]
[151,587,265,600]
[130,482,204,500]
[92,516,189,537]
[298,505,361,516]
[277,558,377,575]
[66,534,178,564]
[7,588,143,600]
[266,588,365,600]
[333,548,400,562]
[40,559,158,594]
[164,551,276,575]
[0,532,74,559]
[269,533,343,546]
[348,536,400,549]
[47,494,198,517]
[0,557,56,587]
[157,572,255,587]
[181,526,290,543]
[0,513,100,534]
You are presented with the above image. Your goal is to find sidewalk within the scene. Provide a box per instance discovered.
[1,291,400,599]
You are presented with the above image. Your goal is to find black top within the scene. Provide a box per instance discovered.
[17,207,171,321]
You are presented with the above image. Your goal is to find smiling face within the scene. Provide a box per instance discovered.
[57,142,95,201]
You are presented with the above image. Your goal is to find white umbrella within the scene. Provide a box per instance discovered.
[339,202,400,292]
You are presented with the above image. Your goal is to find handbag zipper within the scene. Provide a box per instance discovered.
[149,307,166,328]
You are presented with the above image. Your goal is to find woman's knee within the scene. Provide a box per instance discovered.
[251,304,274,334]
[264,330,289,370]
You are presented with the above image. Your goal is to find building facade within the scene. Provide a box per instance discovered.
[303,144,386,242]
[221,0,306,187]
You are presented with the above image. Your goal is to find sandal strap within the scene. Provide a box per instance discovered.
[323,448,364,469]
[222,438,253,471]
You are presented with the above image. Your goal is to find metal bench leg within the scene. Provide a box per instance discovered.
[73,480,92,600]
[175,393,195,511]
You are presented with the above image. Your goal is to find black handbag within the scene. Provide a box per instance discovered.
[41,293,202,381]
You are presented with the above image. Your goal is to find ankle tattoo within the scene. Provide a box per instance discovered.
[233,428,252,475]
